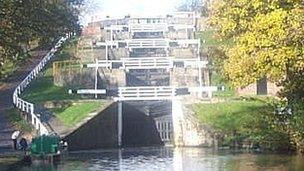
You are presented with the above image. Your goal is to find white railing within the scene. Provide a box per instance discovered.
[114,86,218,101]
[116,86,176,101]
[12,37,67,135]
[126,39,170,49]
[86,57,208,70]
[129,24,168,32]
[121,57,172,69]
[103,23,194,33]
[101,39,200,49]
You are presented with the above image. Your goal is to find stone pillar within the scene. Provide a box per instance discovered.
[118,101,123,147]
[172,99,184,147]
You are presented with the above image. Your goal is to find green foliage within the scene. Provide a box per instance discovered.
[210,0,304,152]
[213,89,235,98]
[198,30,233,47]
[21,67,80,103]
[0,0,83,80]
[198,31,231,86]
[0,60,19,80]
[5,108,32,133]
[211,72,235,98]
[192,97,292,150]
[22,41,81,103]
[210,0,304,87]
[198,30,220,46]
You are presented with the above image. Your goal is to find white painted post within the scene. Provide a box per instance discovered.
[94,59,98,99]
[105,43,108,61]
[118,101,123,147]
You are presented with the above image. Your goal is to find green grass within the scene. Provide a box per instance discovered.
[192,96,275,132]
[211,72,236,98]
[49,100,105,126]
[4,108,33,133]
[22,40,81,103]
[21,66,81,103]
[213,89,236,98]
[192,96,293,149]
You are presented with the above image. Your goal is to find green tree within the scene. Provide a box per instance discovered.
[0,0,84,80]
[210,0,303,88]
[210,0,304,152]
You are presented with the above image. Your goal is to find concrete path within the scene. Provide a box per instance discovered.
[0,50,48,152]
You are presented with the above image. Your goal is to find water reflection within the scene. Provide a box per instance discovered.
[16,147,304,171]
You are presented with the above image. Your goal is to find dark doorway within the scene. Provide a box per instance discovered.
[257,77,267,95]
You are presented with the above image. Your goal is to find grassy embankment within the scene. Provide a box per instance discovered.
[192,96,292,150]
[21,38,106,126]
[192,31,291,150]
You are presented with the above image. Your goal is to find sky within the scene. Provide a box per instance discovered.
[81,0,184,25]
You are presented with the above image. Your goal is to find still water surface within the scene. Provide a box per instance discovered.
[18,147,304,171]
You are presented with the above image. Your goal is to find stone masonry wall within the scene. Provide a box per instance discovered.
[237,81,281,96]
[53,67,96,89]
[170,68,199,87]
[172,99,216,147]
[99,68,126,89]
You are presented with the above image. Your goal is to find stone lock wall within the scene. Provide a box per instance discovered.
[170,68,199,87]
[98,68,126,89]
[172,99,217,147]
[53,61,126,89]
[53,61,96,89]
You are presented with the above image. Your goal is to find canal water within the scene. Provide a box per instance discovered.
[12,147,304,171]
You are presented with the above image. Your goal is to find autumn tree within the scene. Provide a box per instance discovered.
[210,0,303,94]
[210,0,304,151]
